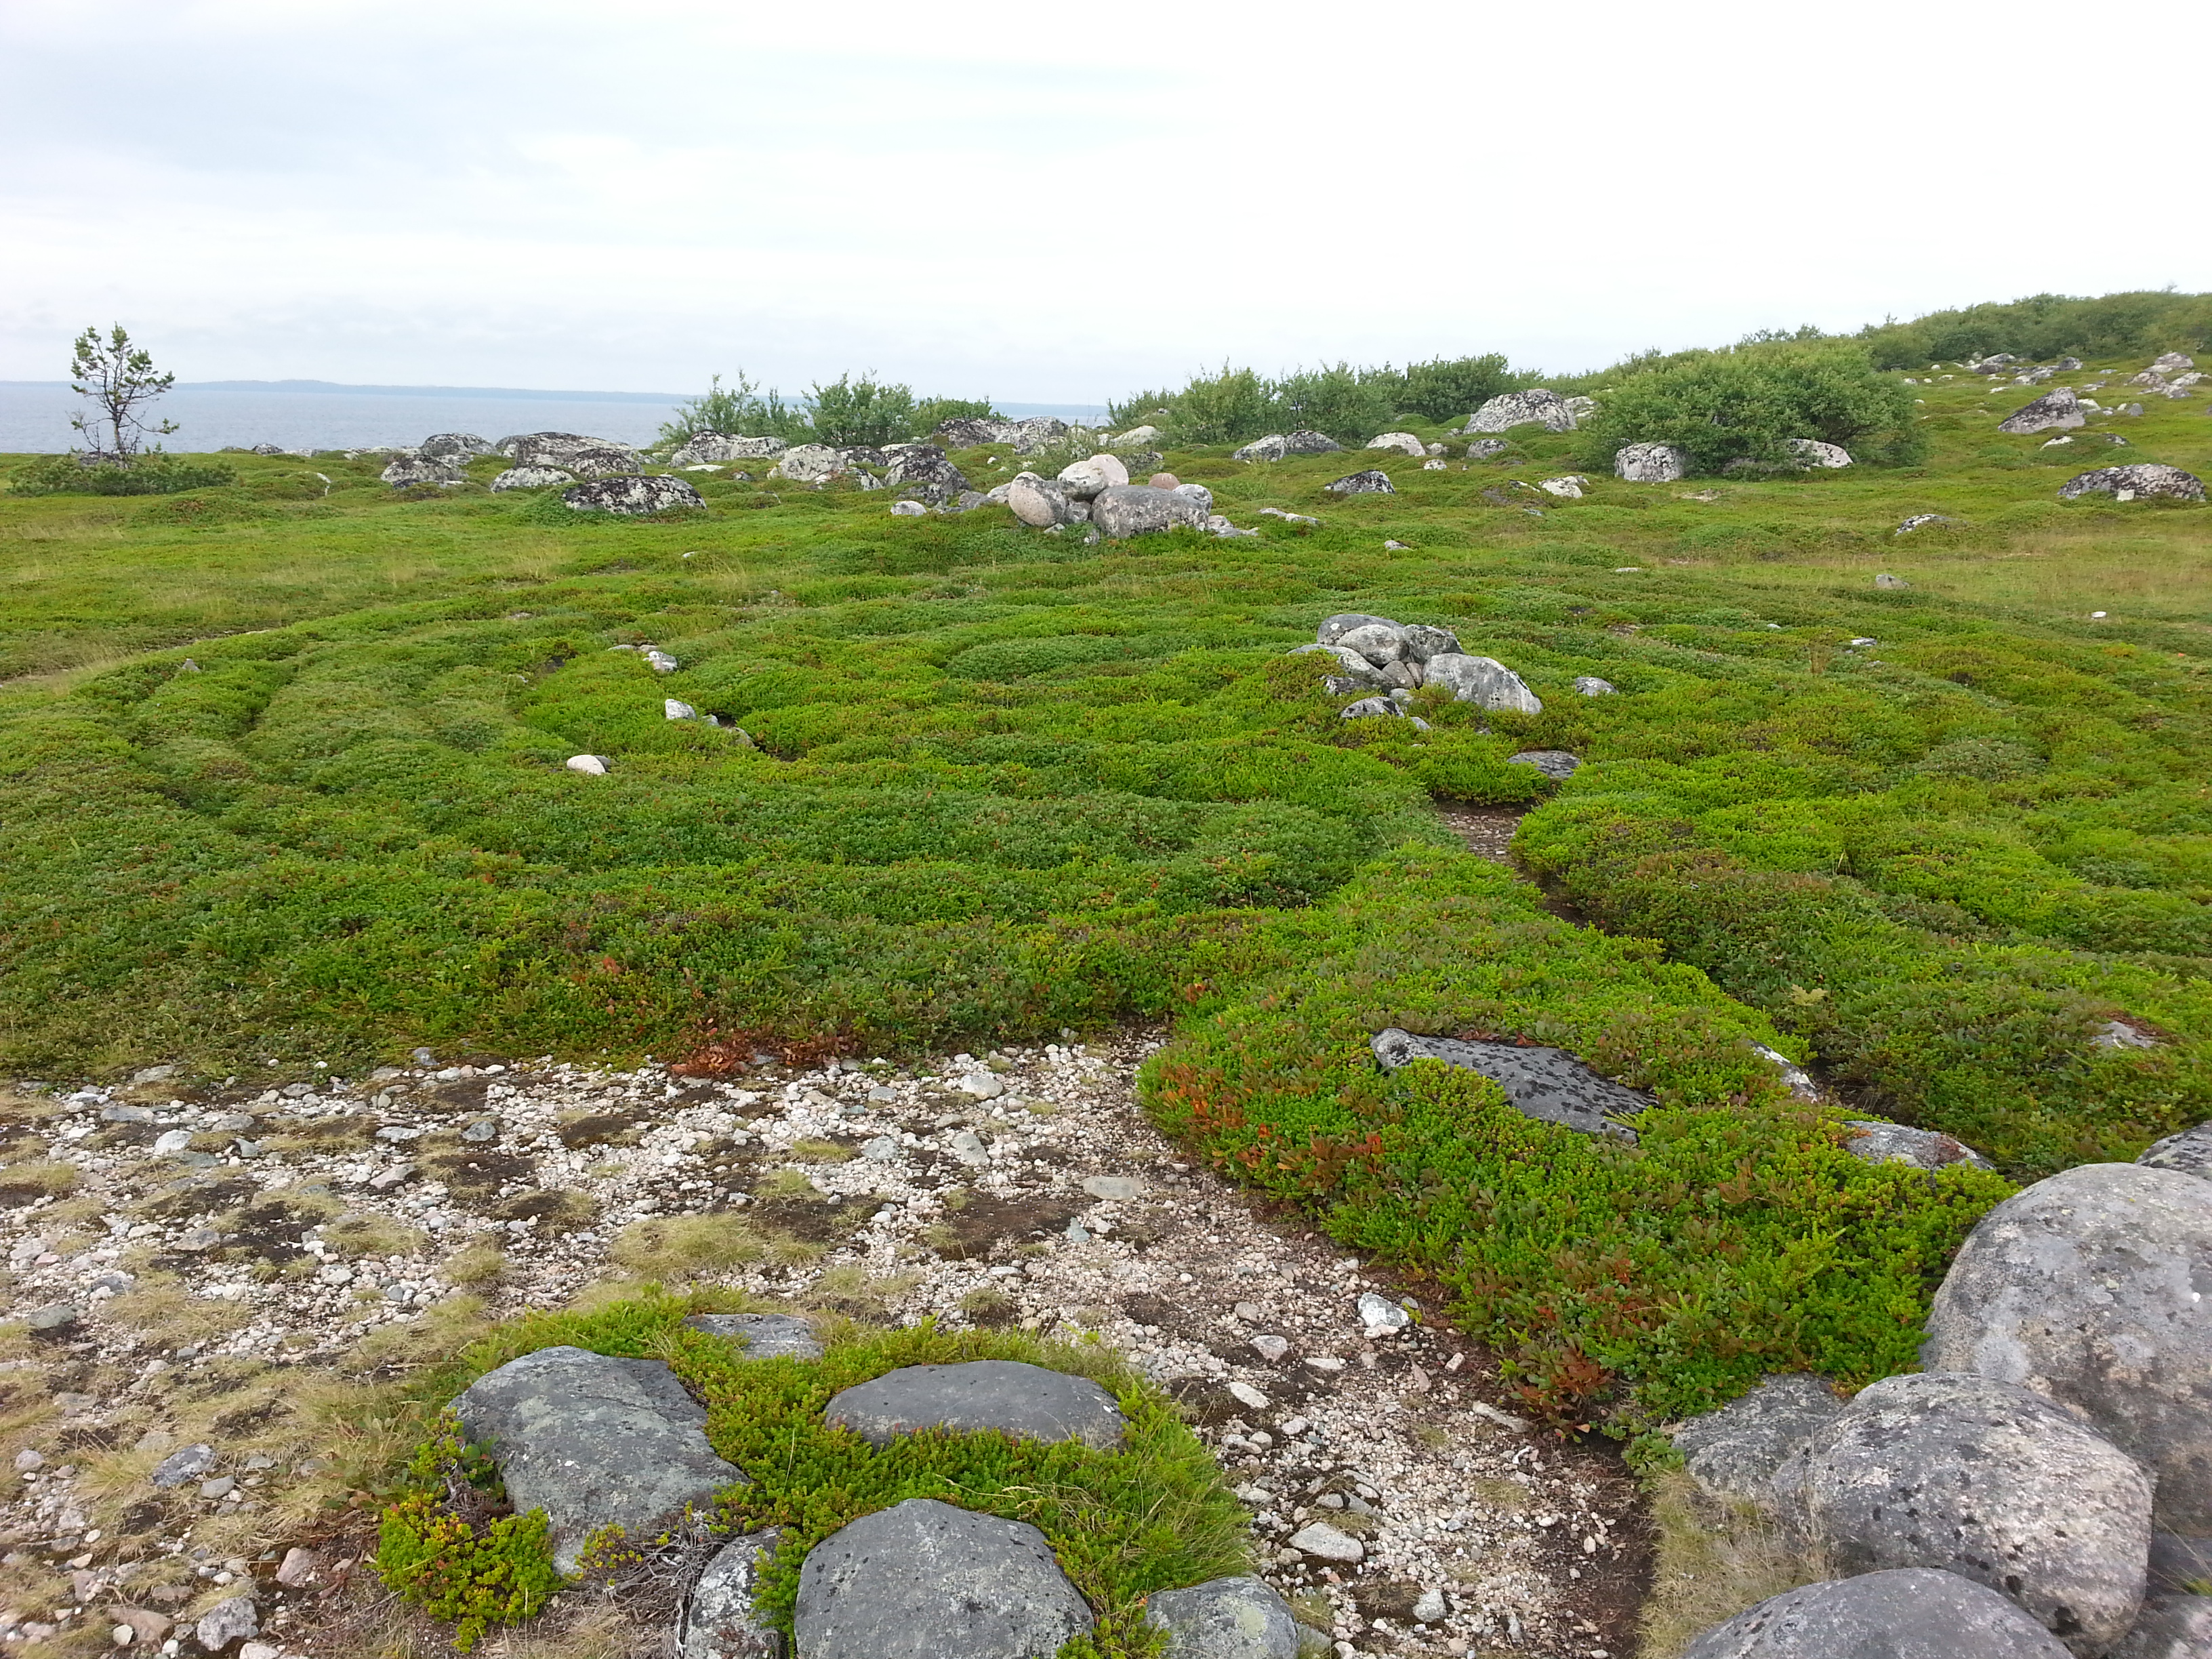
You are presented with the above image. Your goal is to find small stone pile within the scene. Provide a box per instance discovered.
[1668,1146,2212,1659]
[1286,613,1545,731]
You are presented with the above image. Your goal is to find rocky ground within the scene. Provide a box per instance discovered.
[0,1021,1647,1659]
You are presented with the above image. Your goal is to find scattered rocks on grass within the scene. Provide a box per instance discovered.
[1466,390,1577,434]
[490,465,575,491]
[1681,1568,2072,1659]
[1999,389,2087,434]
[1370,1029,1650,1140]
[380,457,467,489]
[1366,434,1425,457]
[1232,432,1343,463]
[670,434,787,465]
[453,1344,747,1572]
[1325,470,1395,495]
[1613,443,1688,483]
[1673,1375,1844,1507]
[564,476,705,515]
[1574,676,1616,695]
[1837,1121,1993,1171]
[1923,1163,2212,1534]
[1771,1370,2152,1653]
[794,1498,1092,1659]
[824,1359,1126,1448]
[2057,465,2205,503]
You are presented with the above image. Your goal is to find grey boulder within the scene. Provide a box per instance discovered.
[419,432,495,462]
[772,444,846,483]
[1422,654,1542,714]
[1317,613,1399,646]
[1682,1568,2072,1659]
[562,476,705,516]
[1092,484,1208,539]
[1057,453,1129,499]
[1147,1574,1304,1658]
[2139,1124,2212,1183]
[684,1312,823,1360]
[825,1359,1126,1449]
[794,1497,1092,1659]
[489,465,574,491]
[682,1529,782,1659]
[1923,1164,2212,1533]
[1232,431,1342,462]
[1288,642,1393,693]
[451,1345,747,1572]
[2060,465,2205,502]
[381,456,466,488]
[670,433,786,465]
[1324,469,1395,495]
[1371,1028,1650,1139]
[1839,1120,1994,1172]
[884,445,968,504]
[1999,390,2088,435]
[1614,442,1689,483]
[1366,432,1426,457]
[2112,1597,2212,1659]
[1466,389,1576,434]
[194,1597,259,1652]
[563,444,650,479]
[1007,475,1071,527]
[1507,750,1579,781]
[1465,438,1510,460]
[1772,1370,2151,1653]
[1400,623,1463,663]
[1786,438,1854,468]
[1332,622,1410,668]
[1673,1375,1843,1507]
[1574,676,1617,695]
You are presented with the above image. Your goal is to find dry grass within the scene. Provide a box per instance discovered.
[325,1212,430,1260]
[752,1168,821,1201]
[609,1213,817,1282]
[1635,1469,1825,1659]
[0,1159,79,1204]
[785,1139,855,1163]
[439,1240,508,1286]
[103,1272,254,1347]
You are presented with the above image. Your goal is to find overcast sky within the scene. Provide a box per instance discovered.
[3,0,2206,405]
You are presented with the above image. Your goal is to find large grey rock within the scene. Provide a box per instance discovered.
[1422,654,1542,714]
[1467,389,1576,434]
[1614,442,1689,483]
[419,432,495,462]
[150,1443,216,1489]
[794,1498,1092,1659]
[1092,483,1207,539]
[1465,437,1510,459]
[1287,642,1393,692]
[1232,432,1342,462]
[1674,1375,1843,1507]
[884,445,968,504]
[2139,1124,2212,1184]
[2000,390,2087,435]
[1507,750,1580,781]
[1324,469,1395,495]
[1772,1370,2151,1653]
[195,1597,259,1652]
[1399,623,1463,663]
[562,476,705,516]
[489,465,574,491]
[499,431,609,465]
[1366,432,1426,456]
[1332,622,1409,668]
[2150,354,2196,375]
[1004,416,1070,453]
[1839,1120,1995,1172]
[825,1359,1125,1448]
[684,1313,823,1360]
[682,1530,781,1659]
[451,1345,747,1572]
[2060,465,2205,503]
[1057,453,1129,499]
[560,445,649,479]
[1682,1568,2072,1659]
[1316,613,1397,647]
[933,417,1008,448]
[1371,1028,1650,1139]
[381,455,466,488]
[1147,1574,1303,1658]
[1006,475,1069,527]
[1170,482,1214,514]
[1924,1164,2212,1533]
[772,443,846,483]
[670,433,786,465]
[1786,438,1853,468]
[2112,1597,2212,1659]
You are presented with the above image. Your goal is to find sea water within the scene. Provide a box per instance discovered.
[0,382,1109,456]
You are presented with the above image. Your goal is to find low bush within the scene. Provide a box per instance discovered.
[1142,847,2011,1430]
[9,452,238,495]
[377,1421,567,1650]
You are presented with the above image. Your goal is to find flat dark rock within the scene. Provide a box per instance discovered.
[684,1312,823,1360]
[1371,1028,1650,1139]
[825,1359,1125,1449]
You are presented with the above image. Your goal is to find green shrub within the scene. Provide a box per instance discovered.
[1157,365,1275,445]
[1576,342,1925,474]
[911,396,998,436]
[657,371,810,446]
[1270,362,1400,445]
[375,1420,565,1650]
[1400,354,1525,422]
[10,452,238,496]
[1856,289,2212,369]
[807,373,918,447]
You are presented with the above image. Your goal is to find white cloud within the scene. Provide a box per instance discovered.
[2,0,2205,400]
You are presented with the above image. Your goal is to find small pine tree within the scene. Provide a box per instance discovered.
[69,325,179,460]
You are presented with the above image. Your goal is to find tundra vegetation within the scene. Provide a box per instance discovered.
[1,303,2208,1622]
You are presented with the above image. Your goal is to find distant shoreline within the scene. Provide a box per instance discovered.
[0,379,1108,416]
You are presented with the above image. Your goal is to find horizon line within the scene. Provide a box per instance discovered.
[0,378,1111,411]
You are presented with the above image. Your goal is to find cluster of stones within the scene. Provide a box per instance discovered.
[1286,612,1557,739]
[1668,1134,2212,1659]
[449,1332,1332,1658]
[989,451,1229,539]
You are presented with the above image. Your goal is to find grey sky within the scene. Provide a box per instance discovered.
[3,0,2205,403]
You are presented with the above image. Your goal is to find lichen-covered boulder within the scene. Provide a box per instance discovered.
[1147,1575,1305,1658]
[1999,390,2087,434]
[681,1530,782,1659]
[1421,654,1542,714]
[884,445,968,504]
[1771,1370,2151,1653]
[1614,443,1689,483]
[1923,1164,2212,1534]
[794,1498,1092,1659]
[771,444,846,483]
[1324,470,1395,495]
[1786,438,1853,468]
[489,465,574,491]
[419,432,495,461]
[1371,1029,1648,1139]
[1366,432,1425,457]
[1057,453,1129,499]
[2059,464,2204,502]
[1092,484,1208,539]
[1838,1121,1995,1172]
[381,456,466,488]
[1466,389,1576,434]
[1681,1569,2072,1659]
[562,476,704,515]
[825,1360,1126,1449]
[451,1345,747,1573]
[1006,474,1070,527]
[1316,613,1397,646]
[1675,1375,1844,1507]
[2139,1124,2212,1184]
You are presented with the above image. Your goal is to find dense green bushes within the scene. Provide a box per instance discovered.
[1855,289,2212,369]
[1109,355,1538,444]
[1141,848,2011,1427]
[1574,342,1926,474]
[8,452,238,495]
